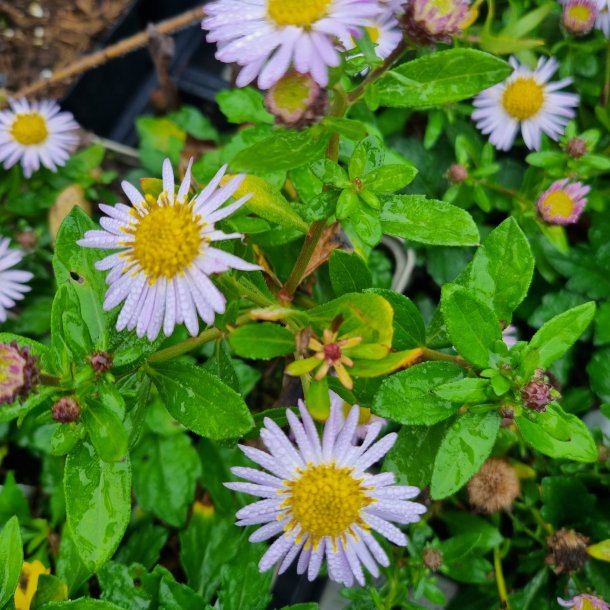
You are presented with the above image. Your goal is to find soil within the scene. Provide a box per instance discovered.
[0,0,133,97]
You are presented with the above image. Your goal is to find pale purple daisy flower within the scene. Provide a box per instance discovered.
[202,0,380,89]
[0,238,33,324]
[558,593,610,610]
[0,98,79,178]
[472,57,579,151]
[341,8,403,63]
[502,325,519,349]
[595,0,610,35]
[78,159,261,342]
[0,342,39,405]
[226,392,426,586]
[561,0,599,34]
[537,178,590,224]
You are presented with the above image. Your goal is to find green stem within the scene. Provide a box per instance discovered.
[603,41,610,106]
[494,546,511,610]
[422,347,469,369]
[148,328,222,363]
[39,373,62,387]
[219,275,275,308]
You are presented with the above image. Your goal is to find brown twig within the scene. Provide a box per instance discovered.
[0,0,29,27]
[13,5,205,99]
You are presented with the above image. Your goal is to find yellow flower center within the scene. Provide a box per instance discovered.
[125,201,203,281]
[281,463,373,546]
[543,191,575,218]
[267,0,332,27]
[271,72,313,112]
[566,4,594,24]
[10,113,49,146]
[365,25,381,43]
[430,0,455,17]
[580,601,595,610]
[501,77,544,121]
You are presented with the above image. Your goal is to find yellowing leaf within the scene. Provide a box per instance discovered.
[587,540,610,562]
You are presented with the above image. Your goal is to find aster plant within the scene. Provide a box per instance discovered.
[1,0,610,607]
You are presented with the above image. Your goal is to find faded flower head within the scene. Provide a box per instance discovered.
[265,72,327,128]
[473,56,579,151]
[0,237,34,324]
[565,137,588,158]
[467,458,520,514]
[548,529,590,574]
[521,369,554,412]
[51,397,81,423]
[558,594,610,610]
[0,98,79,178]
[537,178,589,225]
[562,0,599,34]
[89,351,113,375]
[401,0,470,44]
[202,0,379,89]
[447,163,468,183]
[422,548,443,571]
[226,392,427,586]
[0,342,39,406]
[78,159,261,341]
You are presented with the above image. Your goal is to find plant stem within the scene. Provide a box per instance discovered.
[603,41,610,106]
[347,38,409,105]
[39,373,61,387]
[421,347,469,368]
[148,328,222,363]
[494,546,511,610]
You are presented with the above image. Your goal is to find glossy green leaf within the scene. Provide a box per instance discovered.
[216,87,274,125]
[380,195,479,246]
[329,250,372,296]
[375,49,511,108]
[0,516,22,609]
[373,362,464,425]
[40,600,124,610]
[229,323,295,359]
[441,285,501,368]
[149,361,254,439]
[363,164,418,192]
[64,442,131,571]
[431,410,500,499]
[31,574,69,608]
[82,399,128,463]
[433,378,491,403]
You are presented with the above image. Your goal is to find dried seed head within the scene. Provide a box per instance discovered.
[447,163,468,183]
[521,370,554,412]
[0,342,39,406]
[547,528,590,574]
[422,548,443,571]
[401,0,470,44]
[52,397,81,423]
[89,351,113,375]
[467,458,520,514]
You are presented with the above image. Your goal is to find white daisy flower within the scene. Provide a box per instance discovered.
[472,57,579,151]
[0,238,33,324]
[0,99,79,178]
[595,0,610,35]
[78,159,261,342]
[342,8,403,63]
[226,392,426,586]
[202,0,380,89]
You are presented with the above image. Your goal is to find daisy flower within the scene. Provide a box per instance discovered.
[561,0,599,34]
[342,9,403,62]
[226,392,426,586]
[472,57,579,151]
[78,159,261,342]
[558,594,610,610]
[0,99,79,178]
[402,0,471,44]
[202,0,380,89]
[0,238,33,324]
[0,342,39,406]
[595,0,610,35]
[537,178,589,224]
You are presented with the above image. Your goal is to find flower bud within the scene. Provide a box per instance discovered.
[467,458,520,514]
[0,342,39,405]
[565,137,588,158]
[422,548,443,571]
[521,370,553,412]
[447,163,468,183]
[52,397,81,423]
[89,351,113,375]
[547,529,589,574]
[265,71,328,128]
[561,0,598,35]
[16,230,38,250]
[401,0,470,44]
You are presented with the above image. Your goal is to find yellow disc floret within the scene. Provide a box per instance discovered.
[10,113,49,146]
[281,463,373,547]
[566,4,594,24]
[429,0,455,16]
[501,77,544,121]
[126,202,203,281]
[271,73,314,112]
[542,191,575,219]
[267,0,332,27]
[365,25,381,44]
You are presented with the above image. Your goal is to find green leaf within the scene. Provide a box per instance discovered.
[39,600,124,610]
[373,362,464,425]
[329,250,372,296]
[588,540,610,562]
[431,410,500,500]
[467,218,534,322]
[136,116,186,172]
[588,347,610,402]
[31,574,69,608]
[0,516,22,609]
[363,164,418,193]
[97,561,153,609]
[229,323,295,359]
[64,442,131,571]
[517,403,597,462]
[169,105,219,141]
[231,127,330,173]
[375,49,512,108]
[365,289,425,349]
[82,399,128,463]
[132,433,202,527]
[434,378,491,403]
[149,361,254,440]
[349,136,385,178]
[216,88,274,125]
[441,284,501,368]
[521,302,596,378]
[380,195,479,246]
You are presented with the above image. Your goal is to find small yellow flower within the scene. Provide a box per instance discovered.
[14,560,50,610]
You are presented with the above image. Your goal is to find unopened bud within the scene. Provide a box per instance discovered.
[565,137,588,158]
[401,0,470,44]
[422,548,443,571]
[467,458,520,514]
[547,529,589,574]
[561,0,598,35]
[89,351,113,375]
[521,370,553,412]
[447,163,468,183]
[0,342,39,405]
[16,230,38,250]
[52,397,81,423]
